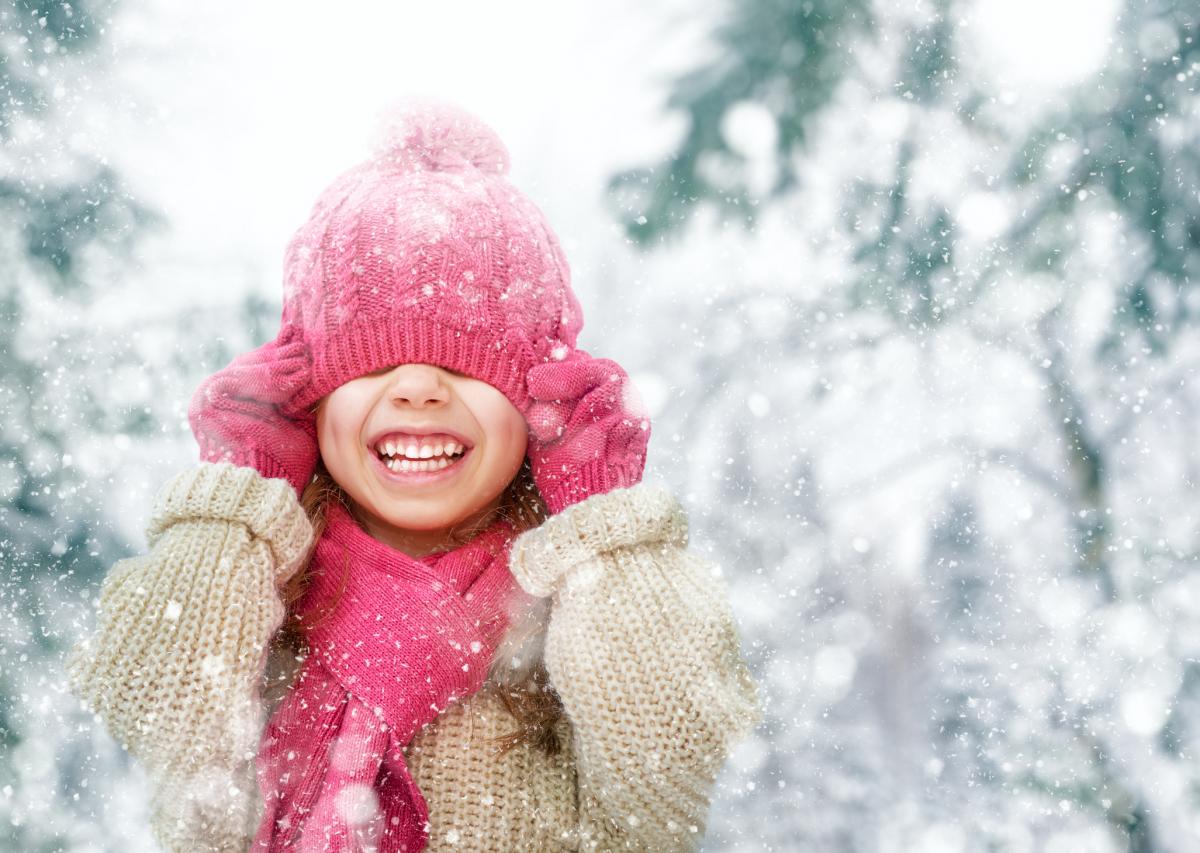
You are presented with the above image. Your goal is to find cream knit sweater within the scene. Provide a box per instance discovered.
[67,462,763,851]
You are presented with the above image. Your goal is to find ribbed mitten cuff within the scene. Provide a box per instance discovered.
[509,481,688,598]
[199,446,299,498]
[541,458,648,516]
[147,461,314,581]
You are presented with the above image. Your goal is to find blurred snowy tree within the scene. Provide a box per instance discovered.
[0,2,280,847]
[607,0,873,246]
[0,2,165,847]
[607,0,1200,850]
[0,0,176,587]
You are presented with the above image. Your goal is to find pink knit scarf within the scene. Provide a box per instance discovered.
[252,499,519,851]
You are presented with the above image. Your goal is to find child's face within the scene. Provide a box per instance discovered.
[315,363,528,556]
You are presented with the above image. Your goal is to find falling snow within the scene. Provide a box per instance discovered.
[4,1,1200,852]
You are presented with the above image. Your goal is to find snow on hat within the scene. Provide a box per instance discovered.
[274,96,583,418]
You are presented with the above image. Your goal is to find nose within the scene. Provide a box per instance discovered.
[385,364,450,409]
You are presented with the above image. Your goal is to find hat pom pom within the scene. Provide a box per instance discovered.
[372,96,511,176]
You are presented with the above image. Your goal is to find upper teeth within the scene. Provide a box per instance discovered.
[377,438,465,459]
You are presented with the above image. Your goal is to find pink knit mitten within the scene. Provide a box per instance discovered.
[188,328,319,497]
[524,349,651,514]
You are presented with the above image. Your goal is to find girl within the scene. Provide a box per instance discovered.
[67,100,763,852]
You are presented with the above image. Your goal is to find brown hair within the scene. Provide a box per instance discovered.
[273,413,566,759]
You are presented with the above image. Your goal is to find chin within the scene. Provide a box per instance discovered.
[385,491,497,526]
[376,505,464,533]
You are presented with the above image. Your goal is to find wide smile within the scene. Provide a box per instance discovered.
[369,443,472,484]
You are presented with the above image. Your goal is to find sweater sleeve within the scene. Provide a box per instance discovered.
[65,461,314,853]
[508,483,763,851]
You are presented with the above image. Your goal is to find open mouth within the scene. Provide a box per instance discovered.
[373,435,469,474]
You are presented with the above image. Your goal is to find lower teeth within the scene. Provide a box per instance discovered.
[384,455,459,473]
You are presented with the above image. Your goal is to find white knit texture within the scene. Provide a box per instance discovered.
[67,462,314,852]
[509,483,763,851]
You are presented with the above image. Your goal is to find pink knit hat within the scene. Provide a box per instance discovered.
[190,98,584,487]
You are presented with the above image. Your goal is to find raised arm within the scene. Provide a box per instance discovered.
[66,461,314,853]
[509,482,763,851]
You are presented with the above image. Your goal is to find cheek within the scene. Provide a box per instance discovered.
[487,410,529,474]
[469,393,528,471]
[316,406,345,454]
[316,387,370,459]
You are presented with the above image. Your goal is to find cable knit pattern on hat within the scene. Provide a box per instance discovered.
[69,464,762,852]
[267,101,582,420]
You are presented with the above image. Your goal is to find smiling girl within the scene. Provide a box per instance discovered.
[316,362,529,558]
[67,100,762,852]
